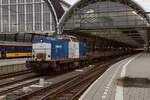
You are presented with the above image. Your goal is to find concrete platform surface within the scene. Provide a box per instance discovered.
[0,58,27,66]
[79,53,150,100]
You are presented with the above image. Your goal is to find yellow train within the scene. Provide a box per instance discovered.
[0,41,32,58]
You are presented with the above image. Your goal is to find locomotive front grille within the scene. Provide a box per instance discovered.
[37,53,46,60]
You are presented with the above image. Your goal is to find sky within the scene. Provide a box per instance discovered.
[65,0,150,12]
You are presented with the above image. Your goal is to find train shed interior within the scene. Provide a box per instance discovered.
[58,0,150,50]
[0,0,149,51]
[0,0,67,42]
[0,0,150,100]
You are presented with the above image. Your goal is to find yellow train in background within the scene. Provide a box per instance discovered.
[0,41,32,58]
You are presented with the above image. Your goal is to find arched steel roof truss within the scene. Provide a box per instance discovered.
[59,0,150,47]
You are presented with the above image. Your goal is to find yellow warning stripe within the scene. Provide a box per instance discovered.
[0,53,32,58]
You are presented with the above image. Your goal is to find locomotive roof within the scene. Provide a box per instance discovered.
[32,37,80,43]
[33,38,65,43]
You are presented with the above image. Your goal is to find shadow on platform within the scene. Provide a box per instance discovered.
[117,77,150,88]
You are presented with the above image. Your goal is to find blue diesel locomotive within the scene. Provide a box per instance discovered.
[26,38,87,73]
[0,41,32,58]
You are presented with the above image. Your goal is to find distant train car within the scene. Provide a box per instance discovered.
[0,41,32,58]
[26,38,87,74]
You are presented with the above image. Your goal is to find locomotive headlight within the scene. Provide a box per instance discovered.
[48,55,51,58]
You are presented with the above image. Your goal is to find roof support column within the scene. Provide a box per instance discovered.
[41,0,44,32]
[33,0,35,31]
[50,12,52,33]
[24,0,27,32]
[16,0,19,32]
[8,0,10,32]
[0,0,3,32]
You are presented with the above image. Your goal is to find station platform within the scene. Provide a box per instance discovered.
[0,58,27,66]
[79,53,150,100]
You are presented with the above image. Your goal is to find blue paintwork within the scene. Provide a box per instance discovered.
[33,38,86,60]
[79,42,86,57]
[51,40,68,60]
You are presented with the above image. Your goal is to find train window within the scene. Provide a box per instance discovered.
[6,47,10,51]
[7,47,13,51]
[19,47,23,52]
[1,46,5,50]
[18,47,20,51]
[26,47,31,52]
[22,47,25,52]
[11,47,15,51]
[5,47,8,51]
[22,47,24,52]
[25,47,28,52]
[27,47,29,51]
[15,47,18,52]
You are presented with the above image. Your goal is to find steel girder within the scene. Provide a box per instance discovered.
[59,0,150,48]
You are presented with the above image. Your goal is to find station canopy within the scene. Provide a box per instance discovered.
[59,0,150,48]
[0,0,65,42]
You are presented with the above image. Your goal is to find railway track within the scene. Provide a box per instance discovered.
[14,57,123,100]
[0,69,39,96]
[0,55,131,100]
[38,62,113,100]
[0,73,39,96]
[0,69,32,80]
[0,66,88,98]
[0,78,39,96]
[0,71,73,97]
